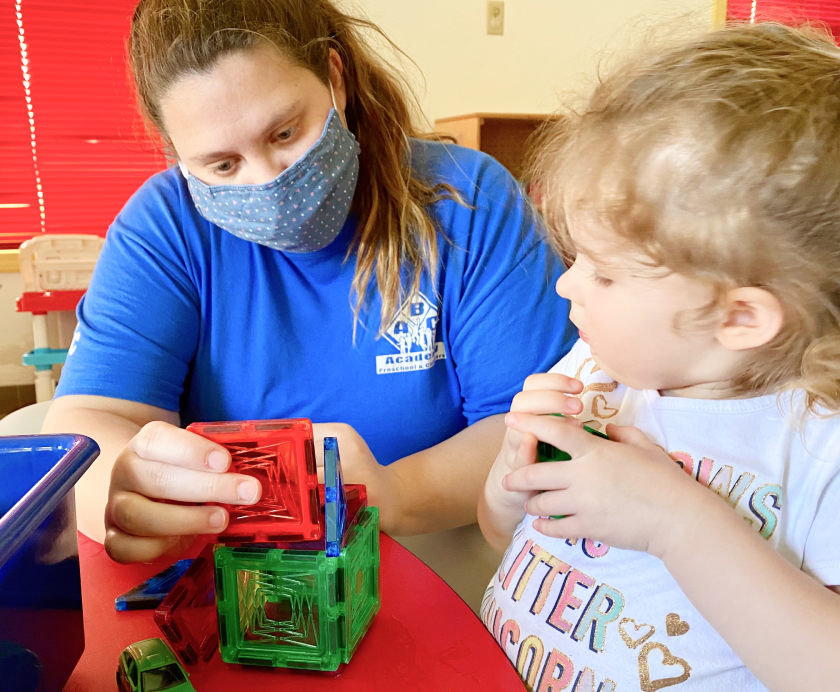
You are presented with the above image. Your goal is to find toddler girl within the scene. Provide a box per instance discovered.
[479,23,840,692]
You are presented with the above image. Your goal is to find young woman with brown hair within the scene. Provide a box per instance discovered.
[42,0,578,562]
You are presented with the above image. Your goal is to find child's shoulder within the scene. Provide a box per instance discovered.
[789,397,840,466]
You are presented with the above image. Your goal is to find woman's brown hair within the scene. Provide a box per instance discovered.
[531,22,840,413]
[130,0,455,334]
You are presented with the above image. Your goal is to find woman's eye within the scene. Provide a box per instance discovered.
[273,128,296,142]
[211,160,235,174]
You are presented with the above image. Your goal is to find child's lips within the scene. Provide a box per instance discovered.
[579,329,589,344]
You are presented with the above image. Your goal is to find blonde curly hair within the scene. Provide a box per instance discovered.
[531,22,840,413]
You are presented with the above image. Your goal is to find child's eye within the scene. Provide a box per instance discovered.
[594,274,614,287]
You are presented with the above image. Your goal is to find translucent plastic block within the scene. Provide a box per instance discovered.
[154,544,218,666]
[186,419,320,543]
[116,559,192,611]
[323,437,346,558]
[215,507,380,672]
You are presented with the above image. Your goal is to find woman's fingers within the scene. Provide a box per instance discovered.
[112,457,261,504]
[104,527,195,564]
[107,490,229,538]
[130,420,231,472]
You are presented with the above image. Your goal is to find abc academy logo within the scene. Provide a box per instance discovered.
[376,292,446,375]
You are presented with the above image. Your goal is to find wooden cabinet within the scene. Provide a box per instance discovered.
[433,113,556,180]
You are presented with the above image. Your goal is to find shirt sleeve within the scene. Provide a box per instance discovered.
[55,172,201,412]
[802,466,840,585]
[438,151,578,424]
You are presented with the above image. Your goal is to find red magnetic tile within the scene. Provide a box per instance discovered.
[187,419,320,543]
[154,543,218,666]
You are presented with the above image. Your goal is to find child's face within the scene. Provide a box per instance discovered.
[555,213,736,396]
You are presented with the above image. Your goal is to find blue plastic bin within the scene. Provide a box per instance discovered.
[0,434,100,692]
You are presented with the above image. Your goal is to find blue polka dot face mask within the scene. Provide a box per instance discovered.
[180,102,360,253]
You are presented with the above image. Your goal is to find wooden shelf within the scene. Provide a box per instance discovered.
[434,113,558,180]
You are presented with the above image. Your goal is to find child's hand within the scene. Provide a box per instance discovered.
[502,412,707,559]
[478,374,584,552]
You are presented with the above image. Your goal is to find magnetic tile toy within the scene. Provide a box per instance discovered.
[214,506,380,672]
[154,544,218,666]
[186,419,320,543]
[323,436,347,558]
[116,559,193,611]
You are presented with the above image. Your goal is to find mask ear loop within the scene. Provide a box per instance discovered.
[329,80,349,129]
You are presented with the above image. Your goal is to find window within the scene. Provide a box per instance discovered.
[726,1,840,39]
[0,1,167,248]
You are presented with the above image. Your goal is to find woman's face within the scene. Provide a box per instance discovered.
[160,44,347,185]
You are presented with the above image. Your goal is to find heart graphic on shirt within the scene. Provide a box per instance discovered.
[665,613,690,637]
[591,394,620,419]
[619,618,655,648]
[638,642,692,691]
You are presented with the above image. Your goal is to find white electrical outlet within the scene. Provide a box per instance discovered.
[487,1,504,36]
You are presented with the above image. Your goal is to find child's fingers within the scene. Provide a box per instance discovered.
[604,424,658,450]
[522,373,584,394]
[510,388,583,416]
[510,432,539,470]
[523,487,574,518]
[532,515,586,541]
[505,412,595,458]
[503,457,574,492]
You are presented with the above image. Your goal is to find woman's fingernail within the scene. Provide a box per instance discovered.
[208,510,226,529]
[208,451,228,471]
[237,480,258,503]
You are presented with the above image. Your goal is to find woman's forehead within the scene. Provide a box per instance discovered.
[159,45,323,155]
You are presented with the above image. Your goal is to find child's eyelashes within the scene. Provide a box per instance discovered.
[593,273,614,287]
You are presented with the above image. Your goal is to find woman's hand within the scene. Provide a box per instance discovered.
[478,373,584,552]
[502,413,707,558]
[105,421,262,563]
[312,423,399,532]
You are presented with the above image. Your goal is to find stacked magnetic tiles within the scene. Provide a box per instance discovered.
[153,419,380,673]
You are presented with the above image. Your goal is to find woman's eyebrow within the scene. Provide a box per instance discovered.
[192,101,303,163]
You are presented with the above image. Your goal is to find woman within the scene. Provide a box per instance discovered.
[42,0,578,563]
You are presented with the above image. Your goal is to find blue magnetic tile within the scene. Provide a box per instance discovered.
[115,559,193,611]
[324,437,347,558]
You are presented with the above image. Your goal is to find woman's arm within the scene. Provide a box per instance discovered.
[314,415,507,536]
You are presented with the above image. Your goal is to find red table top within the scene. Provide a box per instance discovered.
[64,532,524,691]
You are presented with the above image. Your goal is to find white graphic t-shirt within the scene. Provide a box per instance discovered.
[485,340,840,692]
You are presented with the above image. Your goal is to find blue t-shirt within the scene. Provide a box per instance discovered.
[57,140,576,464]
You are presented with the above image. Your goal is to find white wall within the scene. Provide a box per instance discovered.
[346,0,714,124]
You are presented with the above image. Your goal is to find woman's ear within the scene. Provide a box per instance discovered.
[716,287,784,351]
[328,48,347,121]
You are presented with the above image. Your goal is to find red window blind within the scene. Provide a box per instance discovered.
[727,1,840,38]
[0,1,167,249]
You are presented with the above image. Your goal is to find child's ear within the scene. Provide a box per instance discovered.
[716,287,784,351]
